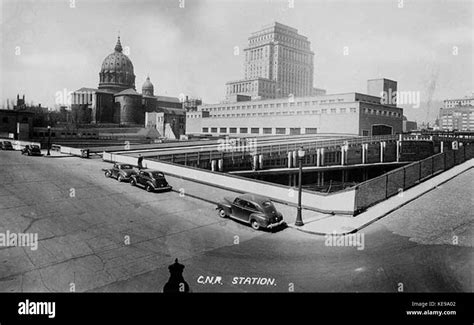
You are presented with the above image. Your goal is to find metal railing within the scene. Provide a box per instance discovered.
[353,144,474,214]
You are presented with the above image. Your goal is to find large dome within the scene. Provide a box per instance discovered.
[98,36,136,91]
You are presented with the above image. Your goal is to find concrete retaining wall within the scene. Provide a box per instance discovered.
[60,146,86,156]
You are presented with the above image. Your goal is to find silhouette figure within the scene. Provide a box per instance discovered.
[163,258,190,293]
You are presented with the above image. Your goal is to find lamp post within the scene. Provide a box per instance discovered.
[295,146,305,226]
[47,125,51,156]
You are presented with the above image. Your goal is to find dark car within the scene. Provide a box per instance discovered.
[130,169,172,192]
[21,145,42,156]
[104,163,138,182]
[0,141,14,150]
[216,193,285,230]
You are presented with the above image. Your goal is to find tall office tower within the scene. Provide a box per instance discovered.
[226,22,315,101]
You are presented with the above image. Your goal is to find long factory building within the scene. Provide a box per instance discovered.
[186,79,404,137]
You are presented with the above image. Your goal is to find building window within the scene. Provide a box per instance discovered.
[211,127,217,133]
[321,109,327,114]
[290,128,301,135]
[251,128,259,134]
[263,128,272,134]
[305,128,318,134]
[330,108,337,114]
[276,128,286,134]
[240,127,248,133]
[229,127,237,133]
[220,127,227,133]
[350,108,357,113]
[362,130,369,136]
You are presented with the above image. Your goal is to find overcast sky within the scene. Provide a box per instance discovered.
[0,0,472,122]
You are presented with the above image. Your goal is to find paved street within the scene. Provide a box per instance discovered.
[0,151,472,292]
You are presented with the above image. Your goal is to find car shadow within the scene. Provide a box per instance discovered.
[224,218,288,233]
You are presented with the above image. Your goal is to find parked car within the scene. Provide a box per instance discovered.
[104,163,138,182]
[0,141,14,150]
[21,145,42,156]
[216,193,285,230]
[130,169,172,192]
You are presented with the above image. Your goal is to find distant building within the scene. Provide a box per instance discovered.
[439,94,474,131]
[225,22,319,101]
[402,116,417,132]
[0,109,34,140]
[182,97,203,112]
[145,109,186,140]
[187,79,403,137]
[70,36,185,139]
[443,94,474,109]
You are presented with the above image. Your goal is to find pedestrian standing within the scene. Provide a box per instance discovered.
[138,154,144,169]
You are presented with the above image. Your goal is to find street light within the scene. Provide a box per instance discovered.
[295,146,305,226]
[47,125,51,156]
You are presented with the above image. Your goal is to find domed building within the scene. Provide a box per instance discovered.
[142,76,154,96]
[99,37,136,92]
[71,35,186,138]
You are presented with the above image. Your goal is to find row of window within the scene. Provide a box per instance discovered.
[363,108,401,117]
[212,108,357,118]
[201,127,317,135]
[202,99,346,111]
[187,107,357,118]
[188,108,357,119]
[249,32,308,50]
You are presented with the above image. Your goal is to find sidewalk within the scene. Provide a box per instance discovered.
[287,158,473,235]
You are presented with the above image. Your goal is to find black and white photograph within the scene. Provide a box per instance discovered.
[0,0,472,321]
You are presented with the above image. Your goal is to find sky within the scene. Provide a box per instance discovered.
[0,0,472,122]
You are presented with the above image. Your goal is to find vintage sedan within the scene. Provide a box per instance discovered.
[130,169,172,192]
[0,141,14,150]
[104,163,138,182]
[21,145,42,156]
[216,194,285,230]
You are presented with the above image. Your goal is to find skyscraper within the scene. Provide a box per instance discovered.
[225,22,316,101]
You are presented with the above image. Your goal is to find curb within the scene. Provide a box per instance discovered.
[42,155,74,158]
